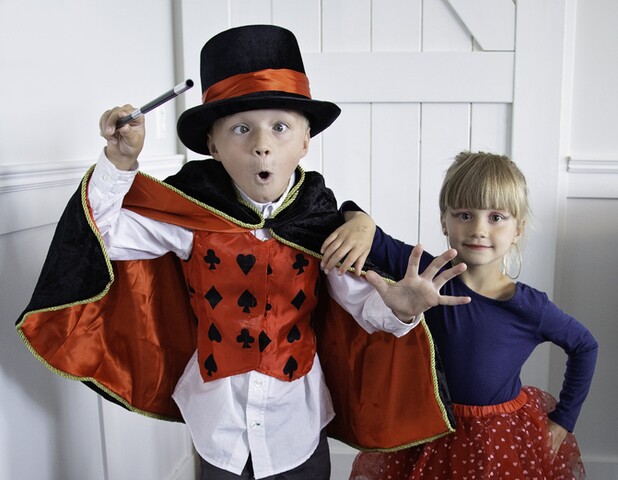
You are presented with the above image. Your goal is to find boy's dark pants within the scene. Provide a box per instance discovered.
[199,430,330,479]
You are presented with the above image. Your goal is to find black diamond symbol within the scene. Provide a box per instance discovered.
[291,290,306,311]
[259,331,272,352]
[204,287,223,309]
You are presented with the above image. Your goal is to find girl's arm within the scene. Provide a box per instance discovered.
[538,300,598,433]
[320,210,375,275]
[321,200,424,279]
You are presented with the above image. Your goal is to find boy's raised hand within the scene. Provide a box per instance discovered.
[321,211,376,276]
[365,244,471,322]
[99,105,145,171]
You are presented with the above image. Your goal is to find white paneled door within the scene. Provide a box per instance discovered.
[99,1,569,478]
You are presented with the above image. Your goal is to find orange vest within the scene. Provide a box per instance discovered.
[182,229,320,382]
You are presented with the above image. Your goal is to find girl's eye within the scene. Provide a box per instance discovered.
[232,124,249,134]
[458,212,471,220]
[490,213,508,222]
[273,122,289,133]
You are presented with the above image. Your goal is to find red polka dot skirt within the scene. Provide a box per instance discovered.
[349,386,585,479]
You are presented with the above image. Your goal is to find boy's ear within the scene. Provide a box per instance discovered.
[440,216,447,235]
[206,134,220,161]
[301,127,310,157]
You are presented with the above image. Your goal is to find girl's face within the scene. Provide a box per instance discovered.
[442,207,522,273]
[207,109,310,204]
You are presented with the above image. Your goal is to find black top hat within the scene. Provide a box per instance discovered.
[177,24,341,155]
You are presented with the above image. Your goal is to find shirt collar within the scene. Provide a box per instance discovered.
[234,174,296,220]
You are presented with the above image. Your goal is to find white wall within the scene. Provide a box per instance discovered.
[552,0,618,477]
[1,0,616,479]
[0,2,195,480]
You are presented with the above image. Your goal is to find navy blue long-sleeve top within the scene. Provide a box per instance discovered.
[368,225,598,432]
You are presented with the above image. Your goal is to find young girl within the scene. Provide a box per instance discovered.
[322,151,598,479]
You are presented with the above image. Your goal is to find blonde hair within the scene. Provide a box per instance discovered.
[439,151,529,224]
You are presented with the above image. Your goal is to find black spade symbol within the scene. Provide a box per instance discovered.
[283,356,298,379]
[208,323,222,342]
[287,325,301,343]
[238,290,257,313]
[204,354,217,376]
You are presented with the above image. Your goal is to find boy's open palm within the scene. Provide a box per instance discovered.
[365,244,471,322]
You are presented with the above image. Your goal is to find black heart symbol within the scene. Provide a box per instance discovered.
[237,254,256,275]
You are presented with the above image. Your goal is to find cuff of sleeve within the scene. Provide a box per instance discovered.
[339,200,365,214]
[363,290,420,337]
[91,150,139,195]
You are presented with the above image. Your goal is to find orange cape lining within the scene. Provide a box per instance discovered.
[17,170,455,448]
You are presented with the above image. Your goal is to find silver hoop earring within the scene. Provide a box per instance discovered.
[503,242,522,280]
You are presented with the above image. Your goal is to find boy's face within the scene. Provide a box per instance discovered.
[207,109,310,204]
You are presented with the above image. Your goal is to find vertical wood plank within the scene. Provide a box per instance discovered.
[423,0,471,51]
[322,0,371,51]
[470,103,512,155]
[511,0,567,295]
[372,0,422,51]
[273,0,321,52]
[230,0,271,25]
[371,103,421,244]
[178,0,231,138]
[419,103,470,253]
[322,104,372,209]
[302,135,323,174]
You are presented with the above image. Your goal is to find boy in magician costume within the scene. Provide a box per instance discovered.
[16,25,469,479]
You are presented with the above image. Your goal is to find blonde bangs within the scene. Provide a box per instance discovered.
[439,152,529,221]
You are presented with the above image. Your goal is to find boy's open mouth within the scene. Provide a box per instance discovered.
[258,171,271,180]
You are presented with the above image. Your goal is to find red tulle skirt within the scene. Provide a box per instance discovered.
[349,386,585,480]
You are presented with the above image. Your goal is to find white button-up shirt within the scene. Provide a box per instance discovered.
[88,153,417,478]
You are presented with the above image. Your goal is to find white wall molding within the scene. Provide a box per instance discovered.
[566,156,618,199]
[567,156,618,173]
[0,154,185,194]
[0,154,185,236]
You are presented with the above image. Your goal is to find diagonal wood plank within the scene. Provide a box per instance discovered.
[445,0,515,51]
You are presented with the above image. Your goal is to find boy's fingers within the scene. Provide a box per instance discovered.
[365,270,388,296]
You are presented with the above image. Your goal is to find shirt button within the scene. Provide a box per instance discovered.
[254,379,263,388]
[250,421,260,428]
